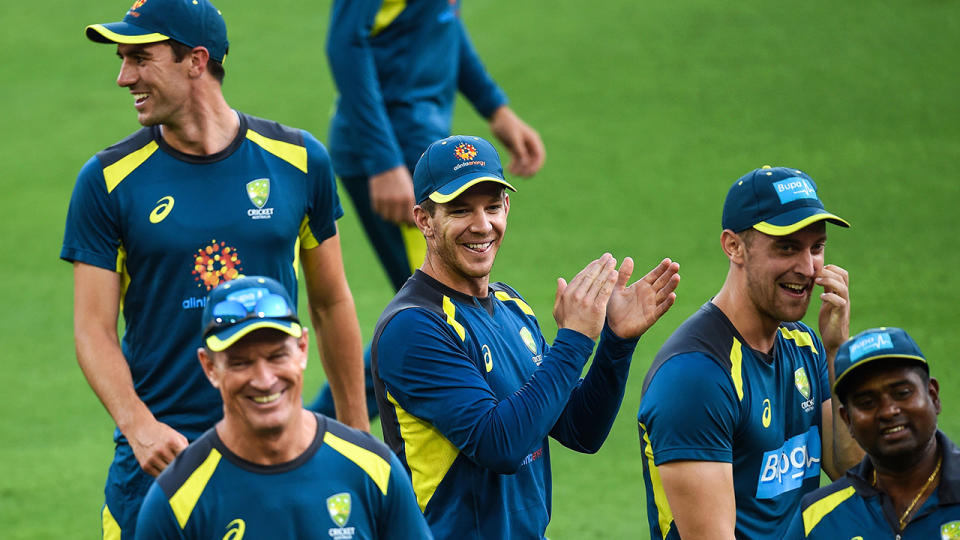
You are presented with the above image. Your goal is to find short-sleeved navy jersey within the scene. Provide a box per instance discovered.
[638,302,829,539]
[135,414,432,539]
[61,112,342,439]
[372,270,638,539]
[785,431,960,539]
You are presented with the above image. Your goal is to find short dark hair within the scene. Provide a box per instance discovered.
[837,358,931,405]
[418,199,437,216]
[167,39,225,84]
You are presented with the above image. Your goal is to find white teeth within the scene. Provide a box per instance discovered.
[783,283,805,292]
[252,392,280,404]
[133,93,147,101]
[465,241,492,250]
[883,426,905,434]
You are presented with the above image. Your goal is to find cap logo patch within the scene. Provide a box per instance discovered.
[130,0,147,12]
[454,143,478,161]
[850,332,894,361]
[773,177,817,204]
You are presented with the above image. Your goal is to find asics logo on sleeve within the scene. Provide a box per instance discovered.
[149,196,174,223]
[482,344,493,372]
[756,426,821,499]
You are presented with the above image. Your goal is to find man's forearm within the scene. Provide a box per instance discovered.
[310,296,368,431]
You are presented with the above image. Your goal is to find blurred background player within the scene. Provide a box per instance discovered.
[135,277,431,539]
[61,1,366,536]
[788,327,959,539]
[637,166,864,539]
[309,0,546,417]
[372,135,679,538]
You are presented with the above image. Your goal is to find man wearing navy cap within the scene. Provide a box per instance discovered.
[786,327,960,539]
[371,135,680,539]
[638,166,864,539]
[60,1,367,536]
[135,276,432,539]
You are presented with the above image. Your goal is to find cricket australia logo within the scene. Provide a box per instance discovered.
[942,520,960,540]
[327,493,355,539]
[794,367,815,413]
[246,178,274,219]
[519,327,542,365]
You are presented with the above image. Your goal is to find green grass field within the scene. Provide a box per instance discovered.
[1,0,958,537]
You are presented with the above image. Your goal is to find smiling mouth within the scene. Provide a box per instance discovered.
[882,425,907,435]
[780,283,808,295]
[251,392,281,404]
[132,93,148,106]
[464,241,493,252]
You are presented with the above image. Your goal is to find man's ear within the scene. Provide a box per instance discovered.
[189,46,210,78]
[297,329,309,370]
[413,205,433,238]
[720,229,746,264]
[197,347,220,389]
[929,377,941,415]
[838,403,853,434]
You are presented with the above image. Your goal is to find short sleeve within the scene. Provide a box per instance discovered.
[301,131,343,247]
[134,482,184,539]
[638,352,740,464]
[381,451,434,539]
[60,156,122,270]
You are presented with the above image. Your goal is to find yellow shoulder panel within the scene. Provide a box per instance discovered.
[802,486,856,536]
[729,337,745,401]
[169,448,222,529]
[299,216,320,250]
[442,296,467,341]
[387,392,459,512]
[493,291,535,316]
[371,0,406,36]
[323,431,392,496]
[245,129,307,173]
[101,504,121,540]
[780,327,818,353]
[639,423,674,538]
[103,140,159,194]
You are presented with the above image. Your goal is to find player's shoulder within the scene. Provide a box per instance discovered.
[799,476,858,511]
[490,281,537,318]
[154,428,222,499]
[376,271,451,331]
[777,320,823,352]
[641,301,739,394]
[93,126,156,169]
[322,414,394,464]
[241,112,307,146]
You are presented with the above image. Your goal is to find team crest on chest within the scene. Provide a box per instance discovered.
[327,492,355,539]
[519,327,542,365]
[794,367,815,413]
[246,178,274,219]
[942,520,960,540]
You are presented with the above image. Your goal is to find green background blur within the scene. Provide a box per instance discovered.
[1,0,957,537]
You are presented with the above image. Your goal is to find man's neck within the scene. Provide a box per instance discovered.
[712,279,780,353]
[874,436,941,511]
[420,257,490,298]
[160,90,238,156]
[217,409,317,466]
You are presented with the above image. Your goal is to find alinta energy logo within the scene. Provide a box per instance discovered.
[191,240,243,292]
[454,143,478,161]
[128,0,146,16]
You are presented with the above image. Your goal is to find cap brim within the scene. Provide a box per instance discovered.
[428,172,516,204]
[832,354,928,395]
[754,207,850,236]
[205,319,302,352]
[86,22,169,45]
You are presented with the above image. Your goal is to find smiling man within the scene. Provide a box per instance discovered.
[638,166,864,539]
[371,135,681,539]
[134,276,431,539]
[61,1,366,537]
[786,327,960,539]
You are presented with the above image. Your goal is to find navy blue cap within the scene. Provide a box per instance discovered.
[201,276,301,352]
[834,327,928,397]
[86,0,229,63]
[413,135,516,204]
[722,166,850,236]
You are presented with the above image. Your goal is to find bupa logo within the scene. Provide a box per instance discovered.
[246,178,274,219]
[849,332,894,361]
[773,177,818,204]
[756,426,821,499]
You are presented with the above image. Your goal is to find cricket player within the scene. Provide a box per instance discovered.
[372,135,680,538]
[310,0,547,419]
[787,327,960,539]
[61,1,366,536]
[637,166,864,539]
[135,276,432,539]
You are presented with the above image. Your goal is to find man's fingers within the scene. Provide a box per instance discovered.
[616,257,634,291]
[820,292,847,309]
[642,258,672,285]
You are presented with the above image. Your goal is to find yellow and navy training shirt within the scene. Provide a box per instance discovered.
[134,414,432,539]
[638,302,829,539]
[372,270,639,539]
[61,112,342,440]
[784,430,960,539]
[326,0,507,177]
